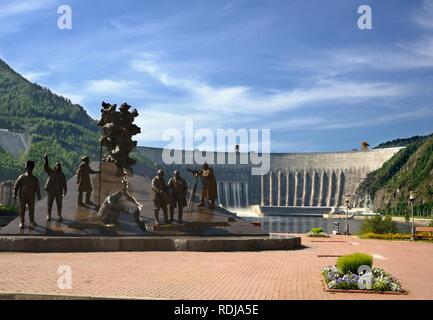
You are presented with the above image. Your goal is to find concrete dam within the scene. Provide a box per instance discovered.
[137,146,402,213]
[0,129,28,159]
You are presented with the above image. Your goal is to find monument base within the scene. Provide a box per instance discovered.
[0,235,301,252]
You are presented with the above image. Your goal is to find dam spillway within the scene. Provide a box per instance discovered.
[137,146,402,211]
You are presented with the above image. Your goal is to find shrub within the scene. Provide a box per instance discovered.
[360,215,398,234]
[310,228,323,233]
[337,253,373,275]
[0,205,17,215]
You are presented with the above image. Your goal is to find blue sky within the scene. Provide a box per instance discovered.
[1,0,433,152]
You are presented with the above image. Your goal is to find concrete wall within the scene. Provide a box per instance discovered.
[0,181,14,206]
[0,129,28,159]
[137,146,402,209]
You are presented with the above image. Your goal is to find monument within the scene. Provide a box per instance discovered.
[96,102,146,230]
[0,101,301,252]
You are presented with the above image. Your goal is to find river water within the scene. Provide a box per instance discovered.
[240,215,415,234]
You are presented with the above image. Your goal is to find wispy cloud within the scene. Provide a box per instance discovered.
[22,71,50,83]
[318,107,433,130]
[413,0,433,29]
[130,55,409,116]
[0,0,54,17]
[85,79,138,95]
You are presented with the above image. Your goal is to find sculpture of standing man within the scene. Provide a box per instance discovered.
[44,155,67,222]
[151,169,170,225]
[13,160,41,229]
[76,156,99,207]
[198,163,217,210]
[168,170,188,223]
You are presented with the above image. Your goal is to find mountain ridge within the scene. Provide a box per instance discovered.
[354,134,433,212]
[0,58,99,182]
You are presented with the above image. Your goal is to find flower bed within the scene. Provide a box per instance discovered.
[306,227,330,238]
[321,265,404,294]
[306,231,329,238]
[360,232,433,241]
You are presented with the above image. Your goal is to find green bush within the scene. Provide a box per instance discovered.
[337,253,373,275]
[360,215,398,234]
[310,227,323,234]
[0,205,17,215]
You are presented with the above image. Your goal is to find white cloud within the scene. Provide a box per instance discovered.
[0,0,54,17]
[318,107,433,130]
[413,0,433,29]
[85,79,137,95]
[130,55,409,116]
[127,54,415,147]
[53,90,85,105]
[22,71,50,82]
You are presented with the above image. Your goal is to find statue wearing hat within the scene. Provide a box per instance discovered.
[44,155,67,222]
[198,163,217,210]
[13,160,41,229]
[76,156,99,206]
[167,170,188,223]
[151,169,170,225]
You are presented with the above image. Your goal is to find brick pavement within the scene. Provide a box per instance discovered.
[0,235,432,300]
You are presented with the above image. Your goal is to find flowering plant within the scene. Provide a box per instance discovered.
[322,265,402,292]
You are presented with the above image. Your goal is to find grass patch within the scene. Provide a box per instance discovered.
[336,253,373,275]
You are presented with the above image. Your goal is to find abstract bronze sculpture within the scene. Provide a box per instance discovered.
[98,102,141,175]
[96,101,146,231]
[97,177,145,230]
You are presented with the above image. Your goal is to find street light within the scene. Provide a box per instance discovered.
[410,191,415,241]
[345,196,350,235]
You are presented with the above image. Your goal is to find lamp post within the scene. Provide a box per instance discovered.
[345,196,350,235]
[410,191,415,241]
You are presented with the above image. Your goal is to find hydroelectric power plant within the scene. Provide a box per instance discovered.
[137,146,402,216]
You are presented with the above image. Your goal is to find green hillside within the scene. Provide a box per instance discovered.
[0,59,99,182]
[374,134,431,149]
[354,135,433,213]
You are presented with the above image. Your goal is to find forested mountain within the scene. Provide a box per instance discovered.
[0,59,99,182]
[374,134,431,149]
[354,134,433,212]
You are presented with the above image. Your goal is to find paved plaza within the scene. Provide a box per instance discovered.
[0,235,432,300]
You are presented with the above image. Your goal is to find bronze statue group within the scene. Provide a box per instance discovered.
[12,101,218,230]
[12,155,99,229]
[151,162,217,225]
[12,156,218,229]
